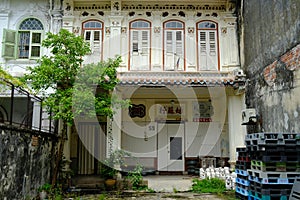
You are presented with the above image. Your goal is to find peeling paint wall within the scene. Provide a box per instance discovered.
[241,0,300,132]
[0,125,56,200]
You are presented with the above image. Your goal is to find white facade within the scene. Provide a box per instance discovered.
[0,0,246,174]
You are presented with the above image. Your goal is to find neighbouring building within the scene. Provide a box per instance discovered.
[0,0,246,176]
[240,0,300,133]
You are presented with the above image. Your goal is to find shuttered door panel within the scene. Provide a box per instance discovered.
[175,31,183,70]
[131,30,139,70]
[164,31,174,70]
[199,30,218,70]
[199,31,208,70]
[140,30,150,70]
[207,31,218,70]
[93,30,101,53]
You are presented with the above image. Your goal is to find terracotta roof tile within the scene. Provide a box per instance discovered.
[117,71,240,86]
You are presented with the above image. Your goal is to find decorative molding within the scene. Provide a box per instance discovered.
[105,27,111,35]
[111,21,120,26]
[121,27,127,34]
[154,27,160,33]
[73,3,226,11]
[73,26,80,34]
[188,27,194,34]
[221,27,227,34]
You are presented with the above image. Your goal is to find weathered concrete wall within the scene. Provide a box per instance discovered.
[0,124,56,200]
[241,0,300,132]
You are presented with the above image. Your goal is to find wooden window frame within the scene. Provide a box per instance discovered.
[128,19,152,71]
[82,20,104,60]
[196,20,220,71]
[163,20,185,71]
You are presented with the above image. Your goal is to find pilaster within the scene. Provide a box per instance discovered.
[227,94,246,168]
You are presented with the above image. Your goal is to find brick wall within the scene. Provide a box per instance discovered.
[263,44,300,86]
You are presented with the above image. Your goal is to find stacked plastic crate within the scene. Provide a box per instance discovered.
[245,133,300,200]
[235,147,251,199]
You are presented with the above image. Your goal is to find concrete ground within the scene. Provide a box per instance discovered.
[144,175,195,192]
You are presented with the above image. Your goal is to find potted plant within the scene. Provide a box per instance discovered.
[100,149,130,188]
[38,183,51,199]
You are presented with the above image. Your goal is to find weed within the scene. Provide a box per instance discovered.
[126,164,144,190]
[146,187,155,193]
[173,187,178,193]
[98,193,107,200]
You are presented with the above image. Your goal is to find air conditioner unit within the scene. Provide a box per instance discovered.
[241,109,257,125]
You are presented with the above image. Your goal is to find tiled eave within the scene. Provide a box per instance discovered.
[117,71,245,87]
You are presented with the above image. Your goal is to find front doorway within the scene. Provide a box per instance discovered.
[77,122,106,175]
[157,123,185,171]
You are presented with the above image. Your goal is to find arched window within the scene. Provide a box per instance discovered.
[129,20,151,71]
[18,18,44,59]
[197,21,219,71]
[82,20,103,62]
[163,20,184,71]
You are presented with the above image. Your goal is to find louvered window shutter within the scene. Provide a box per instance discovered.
[175,31,183,70]
[207,31,217,70]
[141,30,149,55]
[165,31,174,70]
[132,31,139,53]
[2,29,17,59]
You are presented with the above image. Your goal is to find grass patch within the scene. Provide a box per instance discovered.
[191,178,226,194]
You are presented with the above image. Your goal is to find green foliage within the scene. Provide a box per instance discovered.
[73,56,130,118]
[127,164,144,190]
[98,193,107,200]
[38,183,52,192]
[0,66,27,91]
[37,183,63,199]
[191,178,226,194]
[24,29,129,125]
[145,187,155,193]
[23,29,91,125]
[100,149,131,179]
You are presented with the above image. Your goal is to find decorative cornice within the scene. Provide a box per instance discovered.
[73,3,227,11]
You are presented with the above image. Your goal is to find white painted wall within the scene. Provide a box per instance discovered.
[68,1,240,72]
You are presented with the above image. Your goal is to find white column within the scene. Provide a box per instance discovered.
[227,94,246,168]
[112,107,122,150]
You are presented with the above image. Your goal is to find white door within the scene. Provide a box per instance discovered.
[164,30,184,71]
[199,30,218,70]
[158,123,185,171]
[130,30,150,70]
